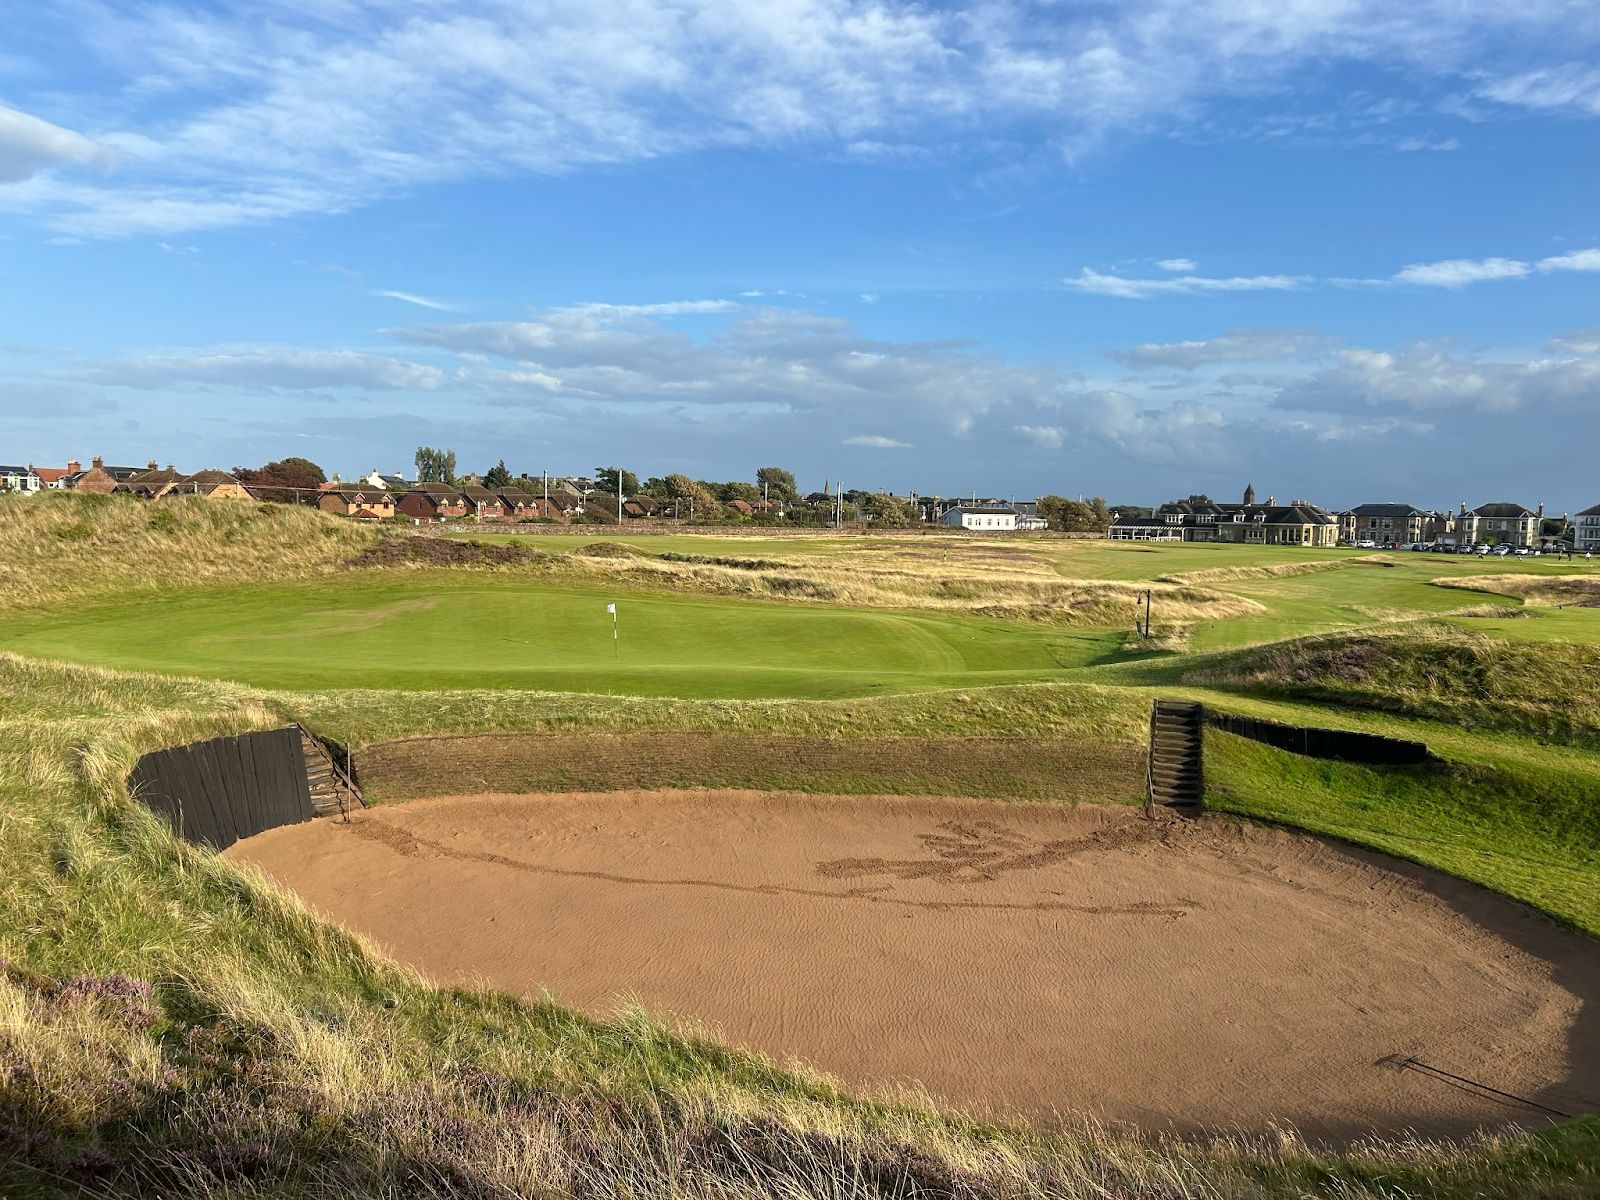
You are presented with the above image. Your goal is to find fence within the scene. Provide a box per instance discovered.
[127,726,314,851]
[1206,712,1431,766]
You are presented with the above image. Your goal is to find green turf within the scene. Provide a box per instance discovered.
[0,574,1125,698]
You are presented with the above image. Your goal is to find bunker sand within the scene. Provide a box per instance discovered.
[226,791,1600,1144]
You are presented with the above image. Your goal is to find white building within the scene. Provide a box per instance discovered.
[1575,504,1600,553]
[0,466,42,495]
[939,503,1018,531]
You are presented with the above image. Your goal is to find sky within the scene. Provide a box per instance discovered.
[1,0,1598,511]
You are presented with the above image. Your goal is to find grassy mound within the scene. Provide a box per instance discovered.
[1439,574,1600,607]
[1184,624,1600,744]
[0,491,372,613]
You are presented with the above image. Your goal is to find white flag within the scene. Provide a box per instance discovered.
[606,602,616,614]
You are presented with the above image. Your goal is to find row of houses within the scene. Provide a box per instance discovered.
[2,458,254,500]
[1108,485,1571,549]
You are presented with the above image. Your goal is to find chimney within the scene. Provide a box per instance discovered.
[67,460,81,473]
[91,456,104,470]
[165,464,174,472]
[1538,502,1545,519]
[1460,501,1467,516]
[1267,495,1275,506]
[147,459,158,470]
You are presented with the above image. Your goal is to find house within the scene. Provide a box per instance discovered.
[496,488,539,521]
[939,504,1018,531]
[115,463,186,499]
[724,498,755,517]
[1458,501,1542,548]
[359,469,409,491]
[458,485,507,520]
[0,465,42,495]
[318,487,397,519]
[396,483,468,522]
[31,465,71,490]
[1341,503,1431,545]
[161,469,253,501]
[63,457,143,493]
[623,497,664,518]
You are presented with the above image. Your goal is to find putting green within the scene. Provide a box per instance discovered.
[0,576,1122,698]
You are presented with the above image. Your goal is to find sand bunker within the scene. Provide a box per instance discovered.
[225,791,1600,1143]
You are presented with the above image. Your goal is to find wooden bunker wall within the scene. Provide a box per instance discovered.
[128,726,314,851]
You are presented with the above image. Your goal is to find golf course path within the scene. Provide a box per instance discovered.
[226,791,1600,1144]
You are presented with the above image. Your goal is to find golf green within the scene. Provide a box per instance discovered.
[0,576,1120,698]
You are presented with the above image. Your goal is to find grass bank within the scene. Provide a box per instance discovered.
[1182,623,1600,745]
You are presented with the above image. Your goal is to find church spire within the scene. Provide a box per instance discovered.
[1243,482,1256,506]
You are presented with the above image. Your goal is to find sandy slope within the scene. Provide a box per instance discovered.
[225,791,1600,1143]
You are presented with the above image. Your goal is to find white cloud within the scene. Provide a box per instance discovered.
[1390,256,1530,288]
[844,435,912,448]
[1118,327,1333,368]
[566,300,739,317]
[80,347,445,391]
[1539,248,1600,273]
[371,289,456,312]
[1156,258,1196,272]
[4,2,1597,235]
[1275,340,1600,415]
[1475,64,1600,117]
[1064,267,1308,299]
[0,104,114,183]
[1013,424,1066,448]
[859,293,879,303]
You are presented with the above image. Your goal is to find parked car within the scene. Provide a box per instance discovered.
[1355,539,1377,548]
[1456,544,1477,554]
[1514,547,1532,556]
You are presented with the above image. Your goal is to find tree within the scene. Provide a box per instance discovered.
[755,466,799,502]
[864,492,917,527]
[414,446,457,484]
[234,456,326,502]
[484,459,513,489]
[1185,494,1211,506]
[720,480,762,503]
[1037,494,1107,532]
[595,466,638,497]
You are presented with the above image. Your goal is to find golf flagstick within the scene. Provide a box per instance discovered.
[607,602,617,657]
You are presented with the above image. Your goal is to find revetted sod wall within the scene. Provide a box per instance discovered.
[1206,712,1431,766]
[128,726,313,851]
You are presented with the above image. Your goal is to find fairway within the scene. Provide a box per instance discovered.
[0,575,1118,697]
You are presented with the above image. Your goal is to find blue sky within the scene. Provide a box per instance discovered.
[2,1,1598,510]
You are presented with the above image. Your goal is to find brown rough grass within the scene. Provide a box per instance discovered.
[1438,574,1600,607]
[0,491,372,612]
[558,543,1265,625]
[1157,554,1391,585]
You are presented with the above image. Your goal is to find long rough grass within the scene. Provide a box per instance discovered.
[554,539,1267,625]
[1437,573,1600,607]
[1182,622,1600,745]
[0,491,372,613]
